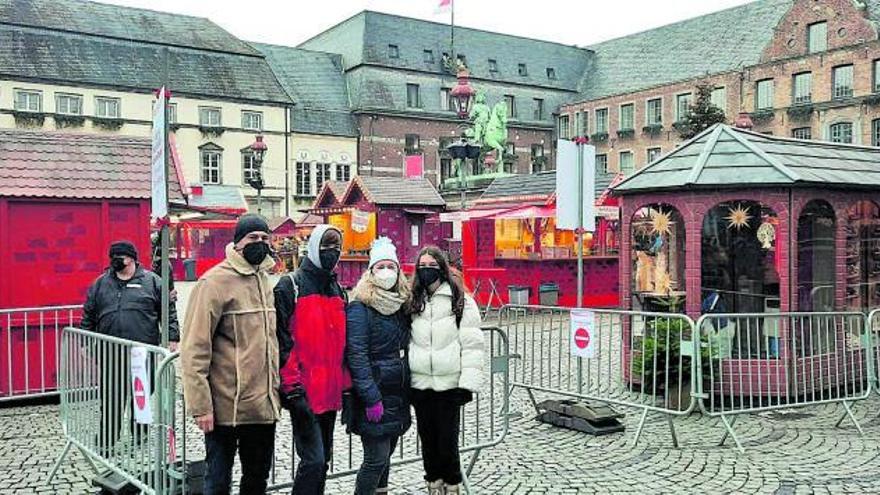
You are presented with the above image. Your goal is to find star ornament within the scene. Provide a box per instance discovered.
[726,204,752,230]
[649,208,673,236]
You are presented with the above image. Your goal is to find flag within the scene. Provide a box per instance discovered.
[435,0,452,15]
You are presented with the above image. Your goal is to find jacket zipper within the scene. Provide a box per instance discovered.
[254,272,278,414]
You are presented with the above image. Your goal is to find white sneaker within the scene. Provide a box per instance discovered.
[444,484,461,494]
[427,480,444,495]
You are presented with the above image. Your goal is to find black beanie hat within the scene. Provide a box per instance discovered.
[234,214,270,244]
[109,240,138,260]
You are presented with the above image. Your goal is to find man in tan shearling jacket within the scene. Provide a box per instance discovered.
[181,214,281,495]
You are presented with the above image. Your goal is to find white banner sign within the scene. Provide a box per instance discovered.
[351,209,370,233]
[556,140,596,231]
[570,309,595,358]
[130,346,153,425]
[151,88,168,220]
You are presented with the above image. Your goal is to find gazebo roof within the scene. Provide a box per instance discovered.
[614,124,880,194]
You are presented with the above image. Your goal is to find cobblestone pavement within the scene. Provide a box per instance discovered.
[4,282,880,493]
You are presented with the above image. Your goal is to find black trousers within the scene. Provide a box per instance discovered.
[290,407,337,495]
[412,389,463,485]
[204,423,277,495]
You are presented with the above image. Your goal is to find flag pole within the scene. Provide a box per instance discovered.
[450,0,455,58]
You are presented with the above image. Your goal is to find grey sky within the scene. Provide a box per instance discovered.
[97,0,755,48]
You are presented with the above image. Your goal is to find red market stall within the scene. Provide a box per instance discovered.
[311,176,449,288]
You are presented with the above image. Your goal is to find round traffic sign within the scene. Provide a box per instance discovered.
[134,377,146,410]
[574,327,590,349]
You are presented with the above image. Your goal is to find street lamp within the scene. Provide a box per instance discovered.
[450,68,476,119]
[448,68,478,209]
[248,134,267,215]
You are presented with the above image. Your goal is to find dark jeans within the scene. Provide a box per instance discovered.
[204,423,276,495]
[291,407,337,495]
[412,390,462,485]
[354,435,399,494]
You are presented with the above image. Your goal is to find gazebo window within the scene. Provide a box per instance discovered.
[845,201,880,312]
[631,204,686,312]
[797,200,836,311]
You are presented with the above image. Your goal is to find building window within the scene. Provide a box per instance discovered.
[95,97,120,118]
[486,59,498,73]
[596,154,608,174]
[440,157,453,183]
[316,163,332,192]
[199,106,222,127]
[388,44,399,59]
[531,144,545,172]
[595,108,608,134]
[874,60,880,93]
[242,152,258,184]
[873,119,880,146]
[406,84,421,108]
[619,103,634,130]
[337,163,351,182]
[646,98,662,125]
[756,79,774,110]
[504,142,515,173]
[807,21,827,53]
[504,95,516,118]
[456,54,467,66]
[533,98,544,120]
[793,72,812,104]
[578,111,589,136]
[242,111,263,131]
[55,93,82,115]
[675,93,691,122]
[423,49,434,64]
[296,162,311,196]
[168,103,178,124]
[518,63,528,76]
[792,127,812,140]
[619,151,634,174]
[440,88,453,111]
[710,87,726,110]
[546,67,556,80]
[829,122,853,144]
[405,134,420,154]
[200,149,222,184]
[558,115,570,140]
[14,89,42,112]
[832,65,854,99]
[647,147,662,163]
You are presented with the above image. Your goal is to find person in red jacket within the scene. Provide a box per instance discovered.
[274,224,349,494]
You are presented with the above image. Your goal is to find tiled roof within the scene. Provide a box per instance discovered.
[480,170,615,203]
[576,0,793,101]
[0,0,260,56]
[326,180,349,200]
[188,185,247,211]
[252,43,357,136]
[350,176,445,207]
[614,124,880,193]
[0,25,291,104]
[0,128,185,201]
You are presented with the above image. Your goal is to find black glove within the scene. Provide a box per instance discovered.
[450,388,474,406]
[280,384,306,411]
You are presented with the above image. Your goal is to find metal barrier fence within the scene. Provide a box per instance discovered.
[695,312,872,452]
[0,305,82,402]
[872,309,880,394]
[48,327,178,494]
[497,305,697,447]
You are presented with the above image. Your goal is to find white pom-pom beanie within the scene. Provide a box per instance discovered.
[369,236,399,268]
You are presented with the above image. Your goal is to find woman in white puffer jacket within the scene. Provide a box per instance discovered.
[407,246,484,495]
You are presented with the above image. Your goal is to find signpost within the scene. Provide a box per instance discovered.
[130,347,153,424]
[152,48,172,348]
[570,309,595,358]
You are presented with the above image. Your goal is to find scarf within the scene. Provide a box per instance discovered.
[371,287,407,316]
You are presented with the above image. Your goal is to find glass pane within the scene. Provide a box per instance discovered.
[833,66,854,98]
[845,201,880,312]
[808,22,827,53]
[631,204,686,312]
[798,200,836,311]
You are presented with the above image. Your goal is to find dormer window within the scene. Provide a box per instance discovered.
[518,63,528,76]
[546,67,557,80]
[388,44,399,59]
[488,59,498,73]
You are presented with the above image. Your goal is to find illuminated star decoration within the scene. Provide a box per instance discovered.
[726,204,752,230]
[649,208,673,236]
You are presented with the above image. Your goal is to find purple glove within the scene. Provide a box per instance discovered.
[366,401,384,423]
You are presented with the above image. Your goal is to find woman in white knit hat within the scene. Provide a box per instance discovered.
[344,237,412,494]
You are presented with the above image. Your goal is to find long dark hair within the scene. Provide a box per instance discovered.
[407,246,465,324]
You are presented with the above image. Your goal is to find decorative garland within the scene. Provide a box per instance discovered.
[12,111,45,128]
[54,114,86,129]
[590,132,609,143]
[199,126,225,138]
[642,124,663,136]
[93,117,124,130]
[750,110,775,124]
[863,93,880,106]
[616,128,635,139]
[786,105,814,121]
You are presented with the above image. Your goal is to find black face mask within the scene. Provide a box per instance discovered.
[319,248,341,271]
[111,257,127,273]
[242,242,271,266]
[417,267,442,287]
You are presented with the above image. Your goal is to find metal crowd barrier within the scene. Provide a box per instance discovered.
[48,327,179,494]
[497,304,697,447]
[695,312,872,452]
[0,305,82,402]
[872,309,880,393]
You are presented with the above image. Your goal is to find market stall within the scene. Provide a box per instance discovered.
[311,176,448,288]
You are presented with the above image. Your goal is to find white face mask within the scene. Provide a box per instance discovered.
[373,267,398,290]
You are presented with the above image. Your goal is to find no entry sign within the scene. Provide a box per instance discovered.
[130,347,153,424]
[570,310,595,358]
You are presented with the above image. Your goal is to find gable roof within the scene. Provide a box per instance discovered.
[0,0,259,56]
[576,0,793,101]
[0,128,185,202]
[613,124,880,194]
[314,180,349,208]
[479,170,616,204]
[253,43,358,136]
[343,176,445,207]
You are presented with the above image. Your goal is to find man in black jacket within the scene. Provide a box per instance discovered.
[81,240,179,455]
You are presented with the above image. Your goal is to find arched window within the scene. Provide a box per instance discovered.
[631,204,686,312]
[797,200,836,311]
[845,201,880,312]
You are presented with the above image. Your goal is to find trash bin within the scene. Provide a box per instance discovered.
[539,282,559,306]
[508,285,530,305]
[183,259,197,282]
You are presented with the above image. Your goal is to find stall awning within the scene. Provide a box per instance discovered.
[403,208,438,215]
[440,208,511,223]
[492,205,556,220]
